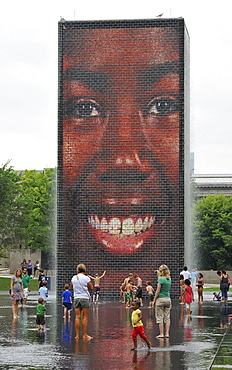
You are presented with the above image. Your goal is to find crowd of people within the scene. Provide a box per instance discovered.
[10,260,49,322]
[9,261,231,348]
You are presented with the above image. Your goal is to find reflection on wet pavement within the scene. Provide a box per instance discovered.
[0,292,231,369]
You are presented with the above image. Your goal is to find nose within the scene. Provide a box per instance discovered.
[100,97,147,171]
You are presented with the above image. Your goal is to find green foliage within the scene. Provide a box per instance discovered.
[0,162,56,256]
[19,169,56,251]
[0,162,23,255]
[194,194,232,270]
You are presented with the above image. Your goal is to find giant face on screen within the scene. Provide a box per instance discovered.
[60,21,183,280]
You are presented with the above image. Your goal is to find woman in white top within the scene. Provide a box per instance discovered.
[70,263,93,339]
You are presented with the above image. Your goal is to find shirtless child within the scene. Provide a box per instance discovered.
[125,280,134,308]
[88,271,106,303]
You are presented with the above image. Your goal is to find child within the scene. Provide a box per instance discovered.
[179,274,185,305]
[184,279,194,316]
[125,280,134,308]
[88,271,106,303]
[36,297,46,331]
[213,292,222,301]
[131,300,151,350]
[61,284,73,319]
[39,281,48,304]
[146,281,154,308]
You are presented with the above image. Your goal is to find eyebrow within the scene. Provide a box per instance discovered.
[64,68,109,93]
[139,61,180,88]
[64,61,180,93]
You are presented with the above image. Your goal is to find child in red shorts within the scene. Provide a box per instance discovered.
[131,300,151,350]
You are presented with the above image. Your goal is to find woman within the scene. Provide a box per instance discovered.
[196,273,204,304]
[70,264,93,340]
[153,264,172,338]
[220,271,229,301]
[10,268,24,319]
[34,260,40,278]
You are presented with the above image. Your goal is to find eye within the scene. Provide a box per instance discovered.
[144,96,179,117]
[65,98,104,119]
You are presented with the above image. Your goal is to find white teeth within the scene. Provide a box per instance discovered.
[101,217,109,232]
[122,218,135,235]
[90,215,95,228]
[142,216,149,232]
[89,214,156,235]
[109,218,121,234]
[148,216,155,228]
[135,218,143,233]
[95,215,100,230]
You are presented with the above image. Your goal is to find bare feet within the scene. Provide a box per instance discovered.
[75,335,79,339]
[83,335,93,340]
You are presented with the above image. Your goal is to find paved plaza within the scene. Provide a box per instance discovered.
[0,289,231,369]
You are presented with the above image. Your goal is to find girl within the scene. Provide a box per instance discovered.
[184,279,194,315]
[196,273,204,304]
[11,269,23,319]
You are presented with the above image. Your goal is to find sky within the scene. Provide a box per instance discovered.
[0,0,232,174]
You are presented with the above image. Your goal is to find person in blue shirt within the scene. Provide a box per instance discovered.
[61,284,73,320]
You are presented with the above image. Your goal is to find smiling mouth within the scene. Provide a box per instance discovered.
[85,212,165,255]
[73,167,171,255]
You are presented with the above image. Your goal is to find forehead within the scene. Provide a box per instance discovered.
[64,28,179,69]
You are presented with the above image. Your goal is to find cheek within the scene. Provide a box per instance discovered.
[62,125,104,183]
[142,114,180,176]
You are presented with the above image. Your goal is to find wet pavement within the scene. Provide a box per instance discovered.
[0,290,231,370]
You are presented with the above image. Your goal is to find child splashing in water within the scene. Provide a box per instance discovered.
[131,300,151,350]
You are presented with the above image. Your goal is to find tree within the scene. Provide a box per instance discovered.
[0,162,23,256]
[194,194,232,270]
[19,168,56,254]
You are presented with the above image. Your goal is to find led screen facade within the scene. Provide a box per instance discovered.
[58,18,190,297]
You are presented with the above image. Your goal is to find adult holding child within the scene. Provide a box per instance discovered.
[153,264,172,338]
[70,264,93,340]
[10,268,24,319]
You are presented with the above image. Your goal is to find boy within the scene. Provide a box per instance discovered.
[213,292,222,301]
[39,281,48,304]
[146,281,154,308]
[61,284,72,319]
[36,297,46,331]
[88,271,106,303]
[125,280,134,308]
[131,301,151,350]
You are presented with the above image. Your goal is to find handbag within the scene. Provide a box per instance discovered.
[76,274,92,303]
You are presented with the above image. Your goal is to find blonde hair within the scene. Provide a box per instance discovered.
[158,264,170,279]
[77,264,86,273]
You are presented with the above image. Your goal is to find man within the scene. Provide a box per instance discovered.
[180,266,191,281]
[59,19,188,295]
[22,268,31,306]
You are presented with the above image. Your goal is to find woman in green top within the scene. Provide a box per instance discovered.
[153,264,172,338]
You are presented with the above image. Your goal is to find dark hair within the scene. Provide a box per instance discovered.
[180,274,184,280]
[222,270,226,274]
[185,279,191,285]
[183,266,187,271]
[198,273,203,278]
[134,300,141,307]
[217,271,221,275]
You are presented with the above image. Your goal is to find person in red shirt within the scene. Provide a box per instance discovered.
[184,279,194,316]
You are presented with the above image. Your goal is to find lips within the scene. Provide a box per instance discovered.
[87,213,164,255]
[72,164,172,255]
